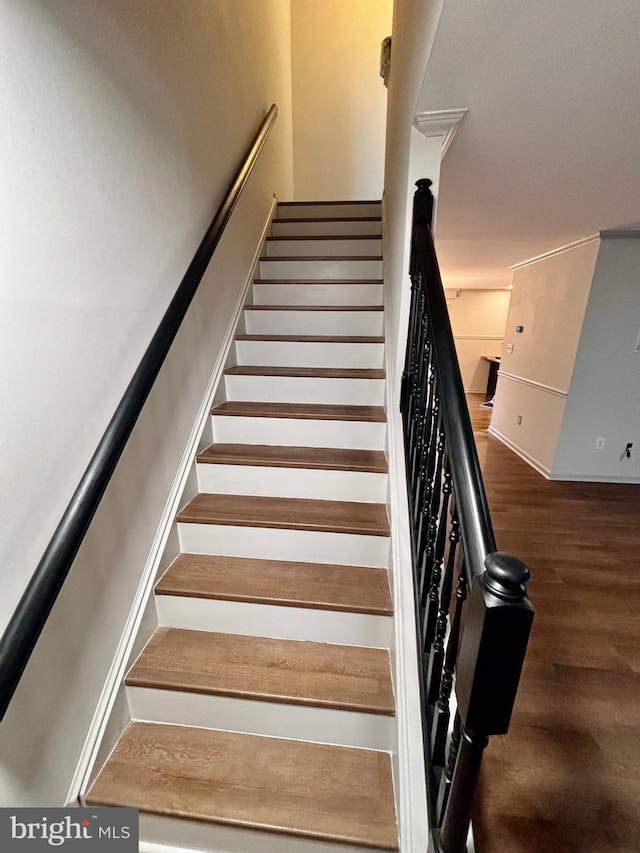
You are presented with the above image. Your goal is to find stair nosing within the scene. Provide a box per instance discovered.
[266,235,382,241]
[176,493,390,537]
[259,255,383,262]
[277,200,381,205]
[253,278,383,284]
[244,304,383,311]
[235,334,384,343]
[196,444,388,473]
[224,366,385,378]
[210,401,387,422]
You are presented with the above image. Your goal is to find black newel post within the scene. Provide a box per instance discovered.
[439,552,533,852]
[413,178,434,229]
[400,179,434,418]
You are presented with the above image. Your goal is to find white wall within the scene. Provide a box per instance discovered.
[446,289,510,391]
[490,237,599,475]
[382,0,446,387]
[0,0,292,806]
[553,234,640,481]
[290,0,392,200]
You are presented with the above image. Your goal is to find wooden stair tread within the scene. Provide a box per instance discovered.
[224,365,384,379]
[244,304,383,311]
[278,199,381,205]
[156,553,393,615]
[177,493,390,537]
[266,235,381,241]
[235,333,384,343]
[253,278,383,284]
[259,256,383,261]
[211,401,386,422]
[127,628,395,715]
[274,216,382,222]
[197,443,388,473]
[87,722,398,850]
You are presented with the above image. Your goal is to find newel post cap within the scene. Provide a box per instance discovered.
[413,179,434,228]
[483,552,530,602]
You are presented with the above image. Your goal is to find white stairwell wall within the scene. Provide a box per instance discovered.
[0,1,293,808]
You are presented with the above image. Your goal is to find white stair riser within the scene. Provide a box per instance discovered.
[177,523,389,568]
[272,219,381,237]
[127,687,394,751]
[211,415,386,450]
[155,595,392,649]
[244,309,384,336]
[224,374,385,406]
[265,239,382,257]
[235,340,383,368]
[277,203,381,219]
[140,812,388,853]
[253,283,382,306]
[259,258,382,280]
[197,463,387,503]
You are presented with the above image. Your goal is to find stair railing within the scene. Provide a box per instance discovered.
[0,104,279,722]
[400,179,534,852]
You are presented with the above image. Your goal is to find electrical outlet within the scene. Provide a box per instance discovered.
[517,415,522,425]
[506,343,514,354]
[596,437,606,449]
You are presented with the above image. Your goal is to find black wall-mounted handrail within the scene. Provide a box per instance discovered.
[0,103,279,721]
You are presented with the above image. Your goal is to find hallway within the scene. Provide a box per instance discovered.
[468,395,640,852]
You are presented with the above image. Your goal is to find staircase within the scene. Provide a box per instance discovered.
[86,201,399,852]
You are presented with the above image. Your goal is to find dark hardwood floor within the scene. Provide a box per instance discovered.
[466,394,640,853]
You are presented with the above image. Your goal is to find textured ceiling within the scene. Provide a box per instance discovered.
[417,0,640,288]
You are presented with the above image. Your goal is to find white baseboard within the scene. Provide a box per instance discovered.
[548,470,640,483]
[489,427,640,484]
[487,426,552,479]
[67,197,278,806]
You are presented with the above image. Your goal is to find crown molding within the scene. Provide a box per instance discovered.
[510,233,600,270]
[413,108,468,157]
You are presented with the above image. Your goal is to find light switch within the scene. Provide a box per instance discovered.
[506,343,514,354]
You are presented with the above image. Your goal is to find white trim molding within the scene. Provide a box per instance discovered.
[413,108,468,158]
[488,425,552,479]
[454,334,504,341]
[510,233,600,270]
[497,371,568,398]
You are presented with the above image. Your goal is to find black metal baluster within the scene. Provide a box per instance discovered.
[419,416,445,625]
[408,321,430,503]
[430,525,465,770]
[413,348,435,529]
[426,481,457,708]
[415,401,441,628]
